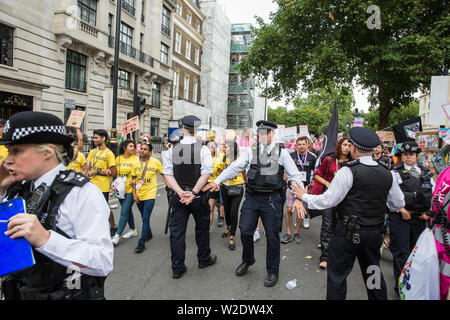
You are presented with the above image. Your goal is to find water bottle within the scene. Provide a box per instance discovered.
[286,279,297,290]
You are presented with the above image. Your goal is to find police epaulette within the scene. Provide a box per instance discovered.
[375,160,389,169]
[393,164,404,171]
[340,159,360,167]
[57,170,90,187]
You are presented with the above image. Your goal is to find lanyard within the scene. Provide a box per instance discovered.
[139,157,150,181]
[92,148,106,169]
[297,152,307,170]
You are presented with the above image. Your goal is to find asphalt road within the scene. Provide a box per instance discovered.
[105,182,399,300]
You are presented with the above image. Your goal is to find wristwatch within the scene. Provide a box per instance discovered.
[295,196,302,201]
[191,191,198,196]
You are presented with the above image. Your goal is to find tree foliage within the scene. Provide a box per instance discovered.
[240,0,449,128]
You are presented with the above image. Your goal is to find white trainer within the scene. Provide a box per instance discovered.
[253,228,261,242]
[111,234,120,246]
[122,230,138,239]
[303,216,310,229]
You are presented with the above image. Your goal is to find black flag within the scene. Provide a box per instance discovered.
[315,103,339,169]
[392,117,422,143]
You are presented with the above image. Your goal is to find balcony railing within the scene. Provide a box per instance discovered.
[121,1,135,16]
[227,106,249,116]
[108,36,154,67]
[230,43,249,53]
[74,17,98,37]
[161,25,170,36]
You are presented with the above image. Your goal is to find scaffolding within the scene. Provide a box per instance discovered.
[227,23,255,130]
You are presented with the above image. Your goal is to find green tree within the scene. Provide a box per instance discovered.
[240,0,449,129]
[364,100,420,131]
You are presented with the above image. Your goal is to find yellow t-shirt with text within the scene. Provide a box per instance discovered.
[0,145,8,163]
[209,154,225,183]
[67,152,87,173]
[87,147,116,192]
[131,157,163,201]
[218,156,245,186]
[116,154,139,194]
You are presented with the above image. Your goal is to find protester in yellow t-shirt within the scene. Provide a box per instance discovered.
[0,119,8,163]
[67,150,87,174]
[205,140,225,227]
[219,140,245,250]
[87,129,117,236]
[131,142,164,253]
[111,139,140,246]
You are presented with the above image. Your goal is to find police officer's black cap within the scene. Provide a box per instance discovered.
[348,127,381,152]
[0,119,6,126]
[256,120,277,131]
[179,115,201,130]
[395,141,421,156]
[0,111,74,146]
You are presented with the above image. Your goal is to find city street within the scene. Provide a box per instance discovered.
[106,181,399,300]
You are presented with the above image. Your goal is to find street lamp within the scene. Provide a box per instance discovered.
[110,0,122,155]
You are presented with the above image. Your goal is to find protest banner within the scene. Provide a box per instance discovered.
[65,110,85,128]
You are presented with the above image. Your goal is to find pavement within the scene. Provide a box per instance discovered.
[105,178,398,300]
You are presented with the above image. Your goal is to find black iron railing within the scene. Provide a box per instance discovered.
[108,36,154,67]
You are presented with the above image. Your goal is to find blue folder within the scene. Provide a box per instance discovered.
[0,198,35,277]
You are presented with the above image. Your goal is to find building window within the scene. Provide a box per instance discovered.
[194,47,199,65]
[161,6,171,36]
[0,23,13,67]
[122,0,135,16]
[120,22,133,56]
[173,71,179,99]
[193,81,197,103]
[108,14,113,36]
[185,40,191,60]
[150,117,159,137]
[186,13,191,25]
[141,0,145,22]
[77,0,97,26]
[175,32,181,54]
[196,22,200,33]
[152,82,161,108]
[65,50,87,92]
[176,3,182,15]
[160,43,169,65]
[184,77,189,100]
[110,68,131,89]
[140,33,144,51]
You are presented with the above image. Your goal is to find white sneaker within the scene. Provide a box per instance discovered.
[303,216,310,229]
[122,230,138,239]
[253,228,261,242]
[111,234,120,246]
[110,204,118,209]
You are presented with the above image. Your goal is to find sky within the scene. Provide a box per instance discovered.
[216,0,372,112]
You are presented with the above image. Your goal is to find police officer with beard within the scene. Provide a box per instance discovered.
[162,115,217,279]
[389,141,434,296]
[0,111,113,300]
[204,120,306,287]
[293,127,405,300]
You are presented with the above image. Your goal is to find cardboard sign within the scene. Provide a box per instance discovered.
[283,126,298,141]
[376,131,395,142]
[416,132,439,149]
[66,110,85,128]
[299,125,310,138]
[121,116,140,135]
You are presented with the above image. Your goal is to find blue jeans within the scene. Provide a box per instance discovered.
[117,193,135,235]
[137,199,156,244]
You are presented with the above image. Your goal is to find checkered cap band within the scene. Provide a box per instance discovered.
[349,136,373,151]
[12,125,67,141]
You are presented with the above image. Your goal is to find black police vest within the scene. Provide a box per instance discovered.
[289,151,317,185]
[4,170,102,299]
[393,164,433,212]
[172,140,202,189]
[246,144,285,193]
[337,160,393,226]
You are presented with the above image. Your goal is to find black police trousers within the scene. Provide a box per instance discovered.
[388,213,426,293]
[169,193,211,273]
[310,208,337,262]
[327,223,387,300]
[239,191,283,275]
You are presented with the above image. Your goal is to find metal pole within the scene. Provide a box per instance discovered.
[264,81,267,121]
[110,0,122,155]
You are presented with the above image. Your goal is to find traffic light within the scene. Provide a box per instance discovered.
[133,96,146,116]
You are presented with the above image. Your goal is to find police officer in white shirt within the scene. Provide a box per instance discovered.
[163,115,217,279]
[292,127,405,300]
[204,120,307,287]
[0,111,113,300]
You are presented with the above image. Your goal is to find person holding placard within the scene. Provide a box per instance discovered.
[131,141,163,253]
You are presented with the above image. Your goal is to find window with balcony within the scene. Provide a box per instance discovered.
[150,117,159,137]
[160,43,169,65]
[152,82,161,108]
[110,68,131,89]
[120,22,133,56]
[122,0,135,16]
[183,77,189,100]
[193,81,198,103]
[161,6,171,36]
[175,32,181,54]
[173,71,179,99]
[194,47,199,65]
[185,40,191,60]
[186,13,191,25]
[65,50,87,92]
[0,23,13,67]
[77,0,97,26]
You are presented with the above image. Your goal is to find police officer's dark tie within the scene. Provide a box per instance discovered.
[409,167,420,179]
